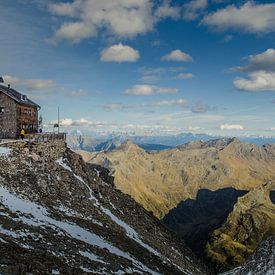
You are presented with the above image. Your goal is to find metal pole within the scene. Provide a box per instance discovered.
[58,106,60,134]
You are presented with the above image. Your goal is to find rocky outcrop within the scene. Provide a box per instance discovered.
[221,236,275,275]
[207,182,275,272]
[0,141,207,274]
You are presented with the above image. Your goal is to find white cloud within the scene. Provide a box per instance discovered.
[3,75,54,91]
[55,22,96,43]
[123,84,178,96]
[162,49,193,62]
[137,66,185,82]
[57,118,109,127]
[177,73,195,79]
[233,48,275,73]
[202,2,275,34]
[49,0,180,42]
[155,1,180,19]
[183,0,208,20]
[188,126,203,131]
[153,98,188,107]
[234,71,275,92]
[103,103,136,111]
[100,43,140,63]
[71,89,89,97]
[220,124,244,130]
[49,1,80,17]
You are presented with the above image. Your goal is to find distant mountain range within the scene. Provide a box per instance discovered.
[67,132,275,153]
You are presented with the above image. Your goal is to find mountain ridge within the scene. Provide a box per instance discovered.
[87,138,275,218]
[0,140,207,274]
[83,138,275,271]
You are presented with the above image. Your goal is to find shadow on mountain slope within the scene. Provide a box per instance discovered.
[270,191,275,204]
[162,188,248,257]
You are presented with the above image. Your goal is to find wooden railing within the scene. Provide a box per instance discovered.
[24,132,66,142]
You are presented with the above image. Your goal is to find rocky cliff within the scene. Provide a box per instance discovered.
[221,236,275,275]
[207,182,275,272]
[0,141,207,274]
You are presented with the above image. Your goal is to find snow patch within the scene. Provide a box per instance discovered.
[0,147,11,157]
[56,158,72,172]
[0,185,160,275]
[79,250,105,264]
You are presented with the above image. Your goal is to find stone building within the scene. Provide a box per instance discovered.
[0,84,40,139]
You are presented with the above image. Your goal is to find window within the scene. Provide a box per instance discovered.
[0,107,4,113]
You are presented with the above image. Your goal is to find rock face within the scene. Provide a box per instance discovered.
[0,141,207,274]
[88,138,275,218]
[221,236,275,275]
[162,188,248,257]
[207,182,275,272]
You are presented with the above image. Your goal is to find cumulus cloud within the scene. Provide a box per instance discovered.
[155,1,180,19]
[234,71,275,92]
[183,0,208,20]
[162,49,193,62]
[232,49,275,92]
[202,2,275,34]
[123,84,178,96]
[220,124,244,130]
[54,22,96,43]
[3,75,54,91]
[177,73,195,79]
[233,48,275,73]
[100,43,140,63]
[49,0,179,42]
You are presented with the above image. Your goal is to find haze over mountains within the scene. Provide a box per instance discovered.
[67,132,275,153]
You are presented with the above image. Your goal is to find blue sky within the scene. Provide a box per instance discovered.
[1,0,275,136]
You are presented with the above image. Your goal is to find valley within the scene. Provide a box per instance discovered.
[82,138,275,272]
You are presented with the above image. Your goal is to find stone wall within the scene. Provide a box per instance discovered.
[4,140,67,161]
[0,92,17,139]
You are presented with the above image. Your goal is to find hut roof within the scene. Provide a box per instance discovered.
[0,84,40,109]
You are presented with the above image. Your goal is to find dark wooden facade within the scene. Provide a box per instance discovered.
[0,84,40,139]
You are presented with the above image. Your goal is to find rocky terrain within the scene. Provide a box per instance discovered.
[87,138,275,218]
[221,236,275,275]
[0,140,207,274]
[85,138,275,271]
[207,182,275,272]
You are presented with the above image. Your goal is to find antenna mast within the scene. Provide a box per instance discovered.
[58,106,60,134]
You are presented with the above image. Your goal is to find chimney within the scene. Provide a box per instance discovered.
[8,84,10,89]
